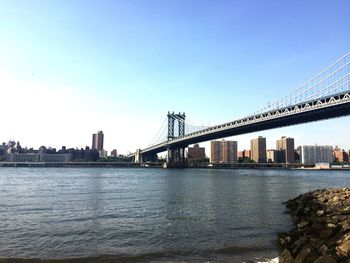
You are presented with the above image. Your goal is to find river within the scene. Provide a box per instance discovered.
[0,168,349,262]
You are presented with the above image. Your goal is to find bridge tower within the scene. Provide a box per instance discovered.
[167,112,186,163]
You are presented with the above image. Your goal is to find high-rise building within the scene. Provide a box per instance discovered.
[266,149,285,163]
[333,146,349,163]
[301,145,334,165]
[276,136,295,163]
[211,141,221,163]
[250,136,266,163]
[210,140,237,163]
[92,131,104,151]
[187,144,206,160]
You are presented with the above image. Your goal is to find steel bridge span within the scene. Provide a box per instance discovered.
[131,91,350,161]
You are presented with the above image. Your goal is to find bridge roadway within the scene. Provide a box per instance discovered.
[130,91,350,158]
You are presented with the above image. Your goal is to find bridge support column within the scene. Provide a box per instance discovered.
[166,112,186,164]
[135,149,142,163]
[177,113,186,162]
[167,112,175,163]
[178,147,186,163]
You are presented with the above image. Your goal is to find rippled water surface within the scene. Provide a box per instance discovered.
[1,168,350,262]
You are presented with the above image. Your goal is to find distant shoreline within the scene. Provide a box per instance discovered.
[0,162,349,170]
[0,162,163,168]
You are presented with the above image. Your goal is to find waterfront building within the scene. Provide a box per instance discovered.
[250,136,266,163]
[238,149,251,159]
[295,148,301,163]
[301,145,334,166]
[210,140,237,163]
[92,131,104,151]
[111,149,118,157]
[99,149,108,158]
[6,153,72,162]
[187,144,206,160]
[266,149,285,163]
[276,136,295,163]
[0,143,6,156]
[266,150,279,163]
[266,150,274,163]
[39,154,72,162]
[333,146,349,163]
[7,140,16,149]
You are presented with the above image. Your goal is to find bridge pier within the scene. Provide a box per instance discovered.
[165,112,187,167]
[163,145,188,168]
[135,149,143,163]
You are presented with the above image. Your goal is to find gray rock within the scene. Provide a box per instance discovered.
[292,236,307,254]
[279,188,350,262]
[294,247,310,263]
[313,255,337,263]
[279,249,294,263]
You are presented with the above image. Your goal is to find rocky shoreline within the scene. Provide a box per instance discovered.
[278,188,350,263]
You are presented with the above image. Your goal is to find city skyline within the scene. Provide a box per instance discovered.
[2,131,350,158]
[1,1,350,154]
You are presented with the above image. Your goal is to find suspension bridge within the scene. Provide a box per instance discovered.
[129,52,350,164]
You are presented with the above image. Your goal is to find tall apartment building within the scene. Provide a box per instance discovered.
[267,149,288,163]
[92,131,104,151]
[276,136,295,163]
[333,146,349,163]
[250,136,266,163]
[301,145,334,165]
[210,140,237,163]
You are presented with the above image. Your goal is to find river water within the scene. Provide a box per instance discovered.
[0,168,349,262]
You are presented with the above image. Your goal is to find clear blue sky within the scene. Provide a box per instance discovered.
[1,0,349,154]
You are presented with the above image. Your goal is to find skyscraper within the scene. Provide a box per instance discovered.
[210,140,237,163]
[250,136,266,163]
[276,136,295,163]
[92,131,104,151]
